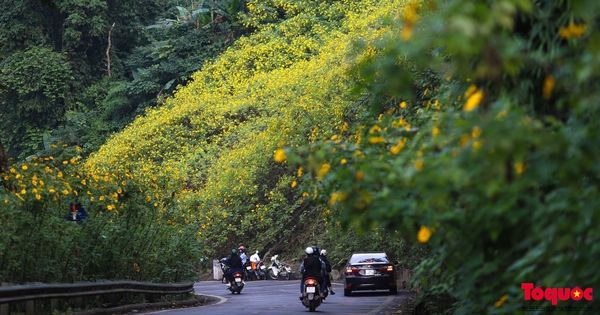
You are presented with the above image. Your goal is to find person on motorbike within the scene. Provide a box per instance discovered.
[250,250,260,264]
[249,250,262,277]
[223,249,244,288]
[320,249,335,295]
[239,246,247,264]
[238,246,248,280]
[299,246,324,300]
[310,245,328,294]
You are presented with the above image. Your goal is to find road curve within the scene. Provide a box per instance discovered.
[145,280,410,315]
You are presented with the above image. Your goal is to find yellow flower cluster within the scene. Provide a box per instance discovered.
[418,226,432,243]
[464,85,483,112]
[559,23,586,39]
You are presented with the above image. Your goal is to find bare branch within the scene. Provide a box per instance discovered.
[106,23,115,77]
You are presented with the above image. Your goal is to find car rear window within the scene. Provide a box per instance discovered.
[349,253,389,264]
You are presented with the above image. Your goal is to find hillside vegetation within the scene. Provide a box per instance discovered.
[84,0,406,256]
[290,0,600,314]
[2,0,411,284]
[2,0,599,313]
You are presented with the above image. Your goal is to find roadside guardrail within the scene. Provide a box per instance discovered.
[0,280,194,315]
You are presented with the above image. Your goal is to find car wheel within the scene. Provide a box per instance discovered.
[344,289,351,296]
[390,287,397,295]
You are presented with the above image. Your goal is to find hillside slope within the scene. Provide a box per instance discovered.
[84,0,407,256]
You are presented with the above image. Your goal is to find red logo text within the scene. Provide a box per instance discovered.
[521,283,593,305]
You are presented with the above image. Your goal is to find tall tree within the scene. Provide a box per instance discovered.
[0,137,8,174]
[0,0,167,159]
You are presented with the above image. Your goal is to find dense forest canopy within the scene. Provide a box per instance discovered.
[0,0,245,159]
[1,0,599,313]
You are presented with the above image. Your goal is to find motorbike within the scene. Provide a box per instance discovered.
[248,251,267,280]
[267,255,292,280]
[245,260,266,280]
[220,258,245,294]
[227,270,245,294]
[219,258,229,284]
[301,277,322,312]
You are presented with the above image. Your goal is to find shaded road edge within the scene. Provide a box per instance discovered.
[368,290,418,315]
[142,294,224,314]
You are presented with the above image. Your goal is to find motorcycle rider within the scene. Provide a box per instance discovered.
[250,250,260,264]
[311,246,328,295]
[239,246,248,264]
[223,249,244,288]
[320,249,335,295]
[299,246,324,300]
[238,246,248,280]
[250,250,262,278]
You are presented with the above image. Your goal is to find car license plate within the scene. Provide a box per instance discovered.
[306,287,316,293]
[235,277,242,282]
[365,269,375,275]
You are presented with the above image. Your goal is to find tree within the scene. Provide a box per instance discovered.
[0,138,8,174]
[0,0,168,158]
[0,46,73,158]
[296,0,600,313]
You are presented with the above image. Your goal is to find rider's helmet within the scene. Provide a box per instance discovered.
[311,245,319,255]
[305,247,314,255]
[320,249,327,256]
[238,246,246,253]
[231,249,237,255]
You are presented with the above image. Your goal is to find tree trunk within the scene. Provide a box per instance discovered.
[106,23,115,77]
[0,137,9,174]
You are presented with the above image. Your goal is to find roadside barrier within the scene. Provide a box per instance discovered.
[0,280,194,315]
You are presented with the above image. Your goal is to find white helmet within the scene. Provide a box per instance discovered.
[320,249,326,256]
[305,247,314,255]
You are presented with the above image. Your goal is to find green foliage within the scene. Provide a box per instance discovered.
[2,0,400,285]
[6,5,598,315]
[0,46,73,159]
[319,222,429,271]
[291,0,600,313]
[0,1,51,55]
[0,0,247,162]
[0,145,205,283]
[83,0,389,261]
[121,23,234,112]
[0,0,169,160]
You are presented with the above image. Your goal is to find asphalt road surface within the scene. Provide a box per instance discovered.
[146,280,410,315]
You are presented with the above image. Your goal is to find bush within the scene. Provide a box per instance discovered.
[292,0,600,313]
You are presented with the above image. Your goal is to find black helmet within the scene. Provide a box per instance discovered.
[311,245,319,255]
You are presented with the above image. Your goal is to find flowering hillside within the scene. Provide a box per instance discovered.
[84,0,406,255]
[286,0,600,313]
[6,0,596,312]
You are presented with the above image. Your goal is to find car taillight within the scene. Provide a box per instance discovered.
[379,265,394,272]
[306,279,316,285]
[345,266,360,274]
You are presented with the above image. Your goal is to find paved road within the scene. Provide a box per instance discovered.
[146,280,410,315]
